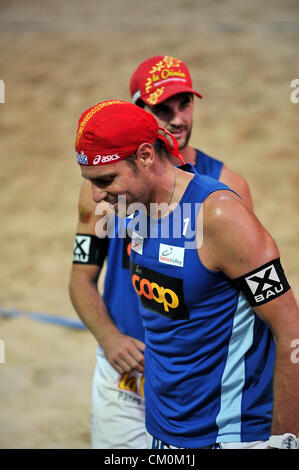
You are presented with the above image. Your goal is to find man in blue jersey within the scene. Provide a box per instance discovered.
[69,182,147,448]
[129,55,253,210]
[69,56,254,449]
[76,100,299,450]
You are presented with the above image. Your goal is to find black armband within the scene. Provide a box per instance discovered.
[73,233,109,267]
[232,258,290,306]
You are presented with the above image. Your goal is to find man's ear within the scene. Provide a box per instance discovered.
[136,142,154,167]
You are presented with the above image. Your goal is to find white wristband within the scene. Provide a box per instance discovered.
[269,433,298,449]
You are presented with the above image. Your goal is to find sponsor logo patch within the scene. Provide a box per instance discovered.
[76,151,88,165]
[118,372,144,398]
[93,154,120,165]
[245,264,284,303]
[73,235,91,263]
[159,243,185,267]
[130,262,189,320]
[131,232,144,255]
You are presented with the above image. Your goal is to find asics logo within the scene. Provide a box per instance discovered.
[93,154,120,165]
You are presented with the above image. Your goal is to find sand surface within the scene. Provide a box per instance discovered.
[0,0,298,448]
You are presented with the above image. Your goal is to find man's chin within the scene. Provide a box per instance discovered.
[115,202,131,218]
[178,138,188,151]
[178,132,191,151]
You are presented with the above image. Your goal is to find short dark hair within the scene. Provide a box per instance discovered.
[136,99,145,109]
[125,154,140,173]
[152,138,171,161]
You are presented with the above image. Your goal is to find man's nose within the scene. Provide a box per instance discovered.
[91,184,108,204]
[169,109,184,127]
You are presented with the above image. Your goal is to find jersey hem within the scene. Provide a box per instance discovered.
[146,423,270,448]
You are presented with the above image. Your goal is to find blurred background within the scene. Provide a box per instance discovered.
[0,0,298,448]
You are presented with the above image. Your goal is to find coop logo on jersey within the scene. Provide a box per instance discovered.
[131,232,144,255]
[93,154,120,165]
[130,262,189,320]
[73,235,91,263]
[159,243,185,267]
[245,264,284,303]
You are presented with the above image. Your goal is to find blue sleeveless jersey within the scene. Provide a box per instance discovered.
[103,216,145,342]
[102,150,224,343]
[194,148,223,179]
[130,171,275,447]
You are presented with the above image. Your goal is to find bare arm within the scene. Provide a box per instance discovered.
[200,191,299,437]
[254,291,299,435]
[69,179,145,374]
[219,164,254,211]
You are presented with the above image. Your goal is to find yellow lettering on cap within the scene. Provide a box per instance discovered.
[148,87,165,105]
[76,100,123,148]
[161,68,186,79]
[145,77,153,94]
[150,60,164,75]
[163,56,182,69]
[152,73,160,82]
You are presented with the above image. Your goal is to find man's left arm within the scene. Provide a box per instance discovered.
[254,290,299,436]
[203,191,299,439]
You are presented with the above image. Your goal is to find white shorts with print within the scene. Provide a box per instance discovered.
[91,346,146,449]
[146,431,269,449]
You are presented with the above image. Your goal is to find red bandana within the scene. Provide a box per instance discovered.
[75,100,184,166]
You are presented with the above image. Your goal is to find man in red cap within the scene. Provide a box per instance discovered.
[69,56,255,449]
[74,99,299,450]
[130,55,253,209]
[70,101,184,449]
[69,101,152,448]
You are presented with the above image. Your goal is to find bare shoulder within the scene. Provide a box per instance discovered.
[202,189,250,233]
[78,179,96,213]
[219,164,254,211]
[200,190,279,277]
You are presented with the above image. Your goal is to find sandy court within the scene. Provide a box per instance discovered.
[0,0,298,448]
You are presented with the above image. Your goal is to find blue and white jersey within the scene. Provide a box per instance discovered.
[102,150,224,343]
[130,170,275,448]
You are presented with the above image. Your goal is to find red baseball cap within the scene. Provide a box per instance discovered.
[130,55,203,106]
[75,100,184,166]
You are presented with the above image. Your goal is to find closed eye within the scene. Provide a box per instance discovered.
[91,175,115,188]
